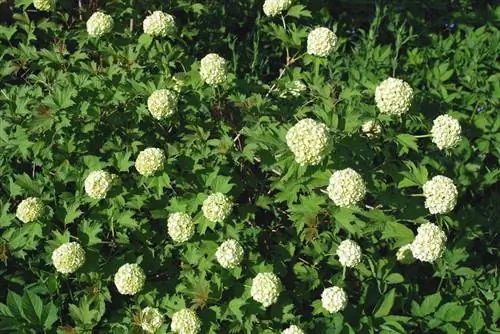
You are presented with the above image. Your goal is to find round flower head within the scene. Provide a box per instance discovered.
[285,118,330,165]
[422,175,458,214]
[375,77,414,116]
[114,263,145,295]
[135,147,166,176]
[147,89,178,120]
[282,325,305,334]
[167,212,195,243]
[410,222,447,263]
[336,239,362,267]
[326,168,366,207]
[200,53,227,86]
[16,197,44,223]
[52,242,85,274]
[202,192,233,223]
[361,120,382,138]
[143,11,176,37]
[262,0,292,17]
[84,170,114,199]
[307,27,337,57]
[33,0,54,11]
[215,239,244,269]
[431,114,461,150]
[141,307,163,334]
[251,272,282,307]
[280,80,307,98]
[321,286,347,313]
[86,12,114,38]
[396,244,415,264]
[170,308,201,334]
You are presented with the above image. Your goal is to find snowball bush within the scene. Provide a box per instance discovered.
[307,27,338,57]
[321,286,348,313]
[215,239,244,268]
[140,307,163,334]
[375,77,414,116]
[52,242,85,274]
[336,239,362,267]
[422,175,458,214]
[410,222,447,263]
[170,308,201,334]
[251,272,282,307]
[147,89,178,120]
[86,12,114,37]
[16,197,44,223]
[33,0,53,11]
[202,192,232,223]
[200,53,227,85]
[326,168,366,207]
[143,11,176,37]
[84,170,114,199]
[285,118,330,165]
[135,147,166,176]
[167,212,195,243]
[282,325,305,334]
[431,114,462,150]
[114,263,145,295]
[263,0,292,17]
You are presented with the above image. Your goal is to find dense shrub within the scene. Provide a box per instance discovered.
[0,0,499,333]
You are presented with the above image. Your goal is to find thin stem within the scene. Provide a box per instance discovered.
[414,134,431,138]
[280,14,290,63]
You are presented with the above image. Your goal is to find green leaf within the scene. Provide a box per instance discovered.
[228,298,245,323]
[6,291,23,320]
[396,134,418,155]
[374,288,396,317]
[434,302,465,322]
[420,292,441,316]
[286,5,312,18]
[21,291,43,325]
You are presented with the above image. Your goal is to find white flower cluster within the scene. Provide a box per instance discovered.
[326,168,366,207]
[86,12,114,38]
[114,263,145,295]
[167,212,195,243]
[143,11,176,37]
[170,308,201,334]
[307,27,337,57]
[52,242,85,274]
[147,89,178,120]
[141,307,163,334]
[251,272,282,307]
[286,80,307,97]
[422,175,458,214]
[202,192,232,223]
[285,118,330,165]
[33,0,54,11]
[375,77,414,116]
[135,147,166,176]
[84,170,114,199]
[361,120,382,138]
[200,53,228,86]
[410,223,447,263]
[282,325,305,334]
[396,244,415,264]
[215,239,244,269]
[431,114,461,150]
[262,0,292,17]
[16,197,44,223]
[321,286,347,313]
[336,239,362,268]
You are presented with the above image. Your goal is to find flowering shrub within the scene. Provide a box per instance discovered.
[0,1,498,333]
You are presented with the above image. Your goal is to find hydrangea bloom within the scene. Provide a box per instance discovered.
[147,89,178,120]
[33,0,54,11]
[215,239,244,269]
[336,239,362,267]
[84,170,114,199]
[262,0,292,17]
[375,77,413,116]
[202,193,232,223]
[135,147,166,176]
[16,197,44,223]
[431,114,461,150]
[167,212,195,243]
[285,118,330,165]
[326,168,366,207]
[141,307,163,334]
[282,325,305,334]
[361,120,382,138]
[422,175,458,214]
[321,286,347,313]
[396,244,415,264]
[200,53,228,85]
[143,11,175,37]
[114,263,145,295]
[251,272,282,307]
[86,12,114,38]
[170,308,201,334]
[410,222,447,263]
[52,242,85,274]
[307,27,337,57]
